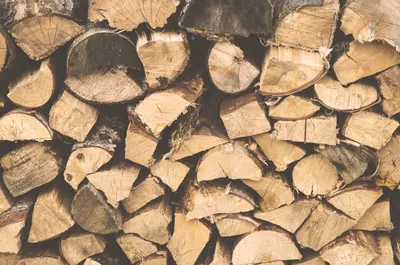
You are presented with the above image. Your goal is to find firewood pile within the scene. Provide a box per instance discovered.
[1,0,400,264]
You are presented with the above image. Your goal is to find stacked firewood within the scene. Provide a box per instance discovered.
[0,0,400,264]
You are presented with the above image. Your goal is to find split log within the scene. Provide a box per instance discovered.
[150,160,190,191]
[260,45,328,96]
[220,93,270,139]
[295,203,357,251]
[88,0,179,30]
[292,154,338,197]
[140,251,168,265]
[122,196,172,244]
[320,231,379,265]
[0,180,13,215]
[212,214,260,237]
[28,182,74,243]
[333,41,400,85]
[1,142,61,196]
[314,76,379,112]
[0,109,53,142]
[60,230,107,265]
[208,41,259,94]
[269,95,320,120]
[370,233,395,265]
[122,176,165,214]
[18,246,65,265]
[137,32,190,90]
[204,237,231,265]
[242,171,294,212]
[353,199,393,231]
[377,134,400,188]
[167,212,211,265]
[71,183,123,234]
[0,253,20,265]
[253,133,306,171]
[254,199,320,233]
[7,59,55,108]
[274,115,337,145]
[0,28,15,72]
[65,29,144,104]
[292,254,325,265]
[342,111,399,150]
[87,161,141,207]
[375,66,400,117]
[117,233,158,264]
[232,227,302,265]
[197,141,263,182]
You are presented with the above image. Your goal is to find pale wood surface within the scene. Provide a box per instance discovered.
[353,199,393,231]
[0,253,20,265]
[213,214,260,237]
[377,134,400,187]
[140,251,168,265]
[292,254,326,265]
[150,160,189,191]
[0,180,13,215]
[269,95,320,121]
[369,233,395,265]
[376,66,400,116]
[116,233,158,264]
[207,238,231,265]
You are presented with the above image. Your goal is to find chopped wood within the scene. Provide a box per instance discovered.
[242,171,294,212]
[204,237,231,265]
[122,196,172,244]
[167,212,211,265]
[0,180,13,215]
[197,141,263,182]
[369,233,395,265]
[260,45,328,96]
[274,115,337,145]
[342,111,399,150]
[212,214,260,237]
[1,142,61,196]
[140,251,168,265]
[117,233,158,264]
[71,183,123,234]
[377,134,400,188]
[375,65,400,117]
[150,160,190,191]
[353,199,393,231]
[314,76,379,112]
[292,254,325,265]
[333,41,400,85]
[208,41,259,94]
[269,95,320,121]
[0,253,20,265]
[232,227,302,265]
[18,246,65,265]
[0,28,15,72]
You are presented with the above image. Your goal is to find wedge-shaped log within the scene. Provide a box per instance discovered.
[269,95,320,121]
[377,134,400,188]
[117,233,158,264]
[213,214,260,237]
[375,66,400,117]
[353,199,393,231]
[150,160,190,191]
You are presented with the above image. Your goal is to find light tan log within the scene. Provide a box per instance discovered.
[243,171,294,212]
[7,59,55,108]
[1,142,61,196]
[150,160,190,191]
[260,45,328,96]
[212,214,260,237]
[140,251,168,265]
[292,254,325,265]
[0,180,13,215]
[377,134,400,188]
[353,199,393,231]
[87,161,141,207]
[295,203,357,251]
[0,28,14,72]
[320,231,379,265]
[375,65,400,117]
[0,109,53,141]
[0,253,20,265]
[269,95,320,120]
[342,111,399,149]
[205,237,231,265]
[333,41,400,85]
[60,230,107,265]
[197,141,262,182]
[208,41,259,94]
[254,199,320,233]
[369,233,395,265]
[117,233,158,264]
[17,247,65,265]
[167,212,211,265]
[28,182,74,243]
[122,176,165,214]
[274,115,337,145]
[122,196,172,244]
[253,133,306,171]
[314,76,379,112]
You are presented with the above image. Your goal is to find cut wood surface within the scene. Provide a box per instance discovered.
[0,253,20,265]
[117,235,156,265]
[269,95,320,120]
[213,214,260,237]
[17,247,65,265]
[150,160,190,191]
[0,28,14,72]
[376,65,400,117]
[0,180,13,215]
[377,134,400,188]
[353,199,393,231]
[370,233,395,265]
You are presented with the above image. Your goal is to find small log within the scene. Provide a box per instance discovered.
[369,233,395,265]
[320,231,379,265]
[140,251,168,265]
[197,141,263,182]
[7,59,55,108]
[87,161,141,208]
[150,160,190,191]
[260,45,328,96]
[122,176,165,214]
[0,28,15,72]
[137,32,190,90]
[253,133,306,171]
[242,171,294,212]
[208,41,259,94]
[0,180,13,215]
[65,29,144,104]
[353,199,393,231]
[327,183,382,220]
[295,203,357,251]
[18,246,65,265]
[204,237,231,265]
[333,41,400,85]
[254,199,320,233]
[232,227,302,265]
[220,93,270,139]
[0,253,20,265]
[269,95,320,121]
[167,212,211,265]
[0,109,53,142]
[212,214,260,237]
[117,233,158,264]
[274,115,337,145]
[122,196,173,245]
[342,111,399,150]
[1,142,61,196]
[375,65,400,117]
[71,183,123,234]
[60,230,107,265]
[314,76,379,112]
[28,182,74,243]
[377,134,400,188]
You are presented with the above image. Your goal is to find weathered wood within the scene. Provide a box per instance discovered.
[369,233,395,265]
[0,253,20,265]
[269,95,320,121]
[150,160,190,191]
[18,246,65,265]
[0,180,13,215]
[375,65,400,117]
[0,28,15,72]
[377,134,400,188]
[353,199,393,231]
[212,214,260,237]
[117,233,158,264]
